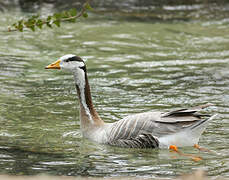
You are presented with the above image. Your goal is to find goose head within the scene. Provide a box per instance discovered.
[45,54,88,93]
[45,54,86,72]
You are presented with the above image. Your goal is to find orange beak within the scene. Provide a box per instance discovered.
[45,60,61,69]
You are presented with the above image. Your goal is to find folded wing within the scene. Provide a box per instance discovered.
[106,103,213,148]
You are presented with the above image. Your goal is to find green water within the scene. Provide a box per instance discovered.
[0,12,229,178]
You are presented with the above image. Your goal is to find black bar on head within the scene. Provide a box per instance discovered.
[66,56,84,62]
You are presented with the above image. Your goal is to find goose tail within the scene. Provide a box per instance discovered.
[158,114,217,148]
[188,114,217,138]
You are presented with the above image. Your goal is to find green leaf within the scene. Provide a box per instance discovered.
[36,19,43,29]
[61,11,69,18]
[46,15,52,22]
[29,24,35,31]
[28,18,36,25]
[46,21,52,28]
[54,13,62,20]
[18,20,24,32]
[46,16,52,28]
[24,21,30,28]
[53,20,60,27]
[84,3,93,10]
[83,12,88,18]
[12,23,17,28]
[69,8,77,17]
[18,25,23,32]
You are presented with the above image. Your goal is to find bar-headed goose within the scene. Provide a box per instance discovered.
[45,54,216,149]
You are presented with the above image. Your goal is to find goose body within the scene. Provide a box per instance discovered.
[46,55,216,149]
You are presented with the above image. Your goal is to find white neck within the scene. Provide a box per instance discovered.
[73,69,93,123]
[72,68,104,130]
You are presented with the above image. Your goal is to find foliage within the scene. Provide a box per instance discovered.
[8,1,92,32]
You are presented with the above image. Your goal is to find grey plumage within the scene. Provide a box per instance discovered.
[108,133,159,148]
[106,103,214,148]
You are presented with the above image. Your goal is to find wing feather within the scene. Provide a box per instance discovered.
[107,103,212,142]
[108,133,159,148]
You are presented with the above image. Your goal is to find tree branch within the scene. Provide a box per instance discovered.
[8,0,92,32]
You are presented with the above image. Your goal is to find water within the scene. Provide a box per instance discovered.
[0,12,229,178]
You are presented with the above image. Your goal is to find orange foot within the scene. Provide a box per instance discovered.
[169,145,178,152]
[194,144,211,152]
[169,145,202,162]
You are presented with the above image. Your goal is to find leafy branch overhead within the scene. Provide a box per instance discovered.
[8,1,92,32]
